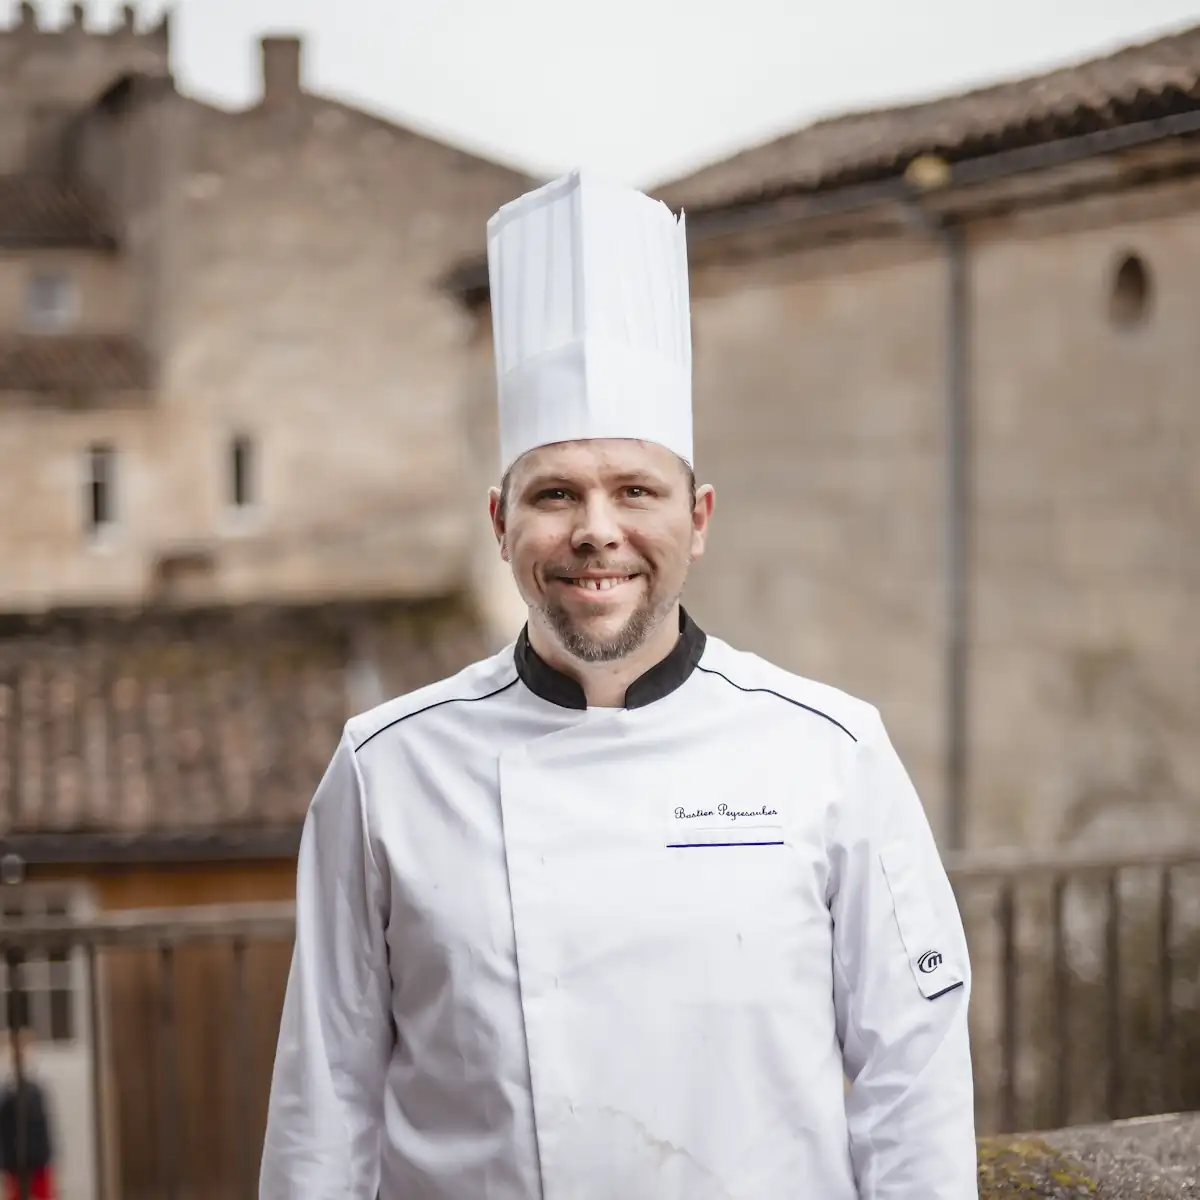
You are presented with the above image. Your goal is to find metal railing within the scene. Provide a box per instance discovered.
[1,847,1199,1197]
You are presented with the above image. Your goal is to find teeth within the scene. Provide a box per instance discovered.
[571,576,630,590]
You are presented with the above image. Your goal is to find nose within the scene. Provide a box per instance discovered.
[570,492,622,552]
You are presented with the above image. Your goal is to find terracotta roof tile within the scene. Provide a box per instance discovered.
[0,599,489,838]
[655,24,1200,212]
[0,176,115,248]
[0,335,152,391]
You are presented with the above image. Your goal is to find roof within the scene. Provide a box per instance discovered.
[0,175,116,249]
[654,23,1200,212]
[0,334,152,392]
[0,598,488,851]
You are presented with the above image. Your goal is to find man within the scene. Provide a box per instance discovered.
[260,170,977,1199]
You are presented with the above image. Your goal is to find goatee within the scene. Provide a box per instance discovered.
[540,591,676,664]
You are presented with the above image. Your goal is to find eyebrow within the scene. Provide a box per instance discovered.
[519,470,671,495]
[518,474,573,495]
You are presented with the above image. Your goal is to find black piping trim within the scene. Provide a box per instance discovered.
[695,665,858,742]
[353,677,520,753]
[925,980,965,1001]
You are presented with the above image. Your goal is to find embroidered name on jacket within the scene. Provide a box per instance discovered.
[667,802,785,847]
[674,804,779,822]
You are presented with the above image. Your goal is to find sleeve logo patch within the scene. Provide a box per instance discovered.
[917,950,944,974]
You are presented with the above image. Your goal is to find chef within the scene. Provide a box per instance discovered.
[259,169,978,1199]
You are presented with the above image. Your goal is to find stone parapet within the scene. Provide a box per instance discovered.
[980,1112,1200,1198]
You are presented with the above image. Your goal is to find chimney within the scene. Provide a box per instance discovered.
[260,35,302,106]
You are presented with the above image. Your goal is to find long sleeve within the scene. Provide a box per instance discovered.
[259,726,394,1199]
[828,708,978,1199]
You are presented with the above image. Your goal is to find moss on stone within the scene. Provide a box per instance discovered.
[978,1135,1099,1197]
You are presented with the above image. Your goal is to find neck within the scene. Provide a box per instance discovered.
[526,603,683,708]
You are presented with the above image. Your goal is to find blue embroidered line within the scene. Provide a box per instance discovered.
[667,841,786,849]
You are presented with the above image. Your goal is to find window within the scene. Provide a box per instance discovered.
[85,442,116,536]
[24,268,78,333]
[0,890,82,1045]
[229,433,256,510]
[1109,252,1152,328]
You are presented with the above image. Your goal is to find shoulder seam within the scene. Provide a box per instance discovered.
[695,664,859,742]
[352,677,520,753]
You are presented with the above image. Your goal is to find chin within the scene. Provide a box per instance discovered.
[587,611,637,637]
[563,608,630,636]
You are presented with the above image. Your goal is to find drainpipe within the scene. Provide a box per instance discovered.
[903,157,970,853]
[941,222,970,856]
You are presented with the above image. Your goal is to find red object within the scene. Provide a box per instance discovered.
[2,1166,57,1200]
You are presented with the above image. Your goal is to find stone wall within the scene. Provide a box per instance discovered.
[676,175,1200,852]
[980,1113,1200,1198]
[966,182,1200,854]
[146,85,529,608]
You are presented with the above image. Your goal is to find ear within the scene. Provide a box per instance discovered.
[689,484,716,561]
[487,487,510,562]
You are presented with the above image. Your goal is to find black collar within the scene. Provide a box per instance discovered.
[514,608,707,710]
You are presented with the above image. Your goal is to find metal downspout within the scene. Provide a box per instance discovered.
[904,188,970,853]
[941,223,970,855]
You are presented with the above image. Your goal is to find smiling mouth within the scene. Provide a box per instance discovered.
[556,575,638,591]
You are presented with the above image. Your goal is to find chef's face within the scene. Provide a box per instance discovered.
[490,439,714,663]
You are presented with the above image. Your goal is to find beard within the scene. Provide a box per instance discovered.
[537,576,680,664]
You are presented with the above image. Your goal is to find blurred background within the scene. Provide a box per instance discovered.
[0,0,1199,1195]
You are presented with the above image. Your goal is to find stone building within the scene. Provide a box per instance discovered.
[0,8,532,1198]
[0,5,535,620]
[0,0,551,847]
[0,1,540,856]
[448,24,1200,859]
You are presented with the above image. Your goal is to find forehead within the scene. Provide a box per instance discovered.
[509,438,682,486]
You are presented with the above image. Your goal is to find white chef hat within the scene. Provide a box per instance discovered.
[486,169,693,477]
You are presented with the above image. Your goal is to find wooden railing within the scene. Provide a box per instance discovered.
[2,847,1199,1198]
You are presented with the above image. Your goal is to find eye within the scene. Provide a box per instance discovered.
[533,488,571,504]
[622,485,655,500]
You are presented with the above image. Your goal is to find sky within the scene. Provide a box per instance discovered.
[12,0,1200,187]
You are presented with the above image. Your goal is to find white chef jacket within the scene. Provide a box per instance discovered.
[260,611,977,1199]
